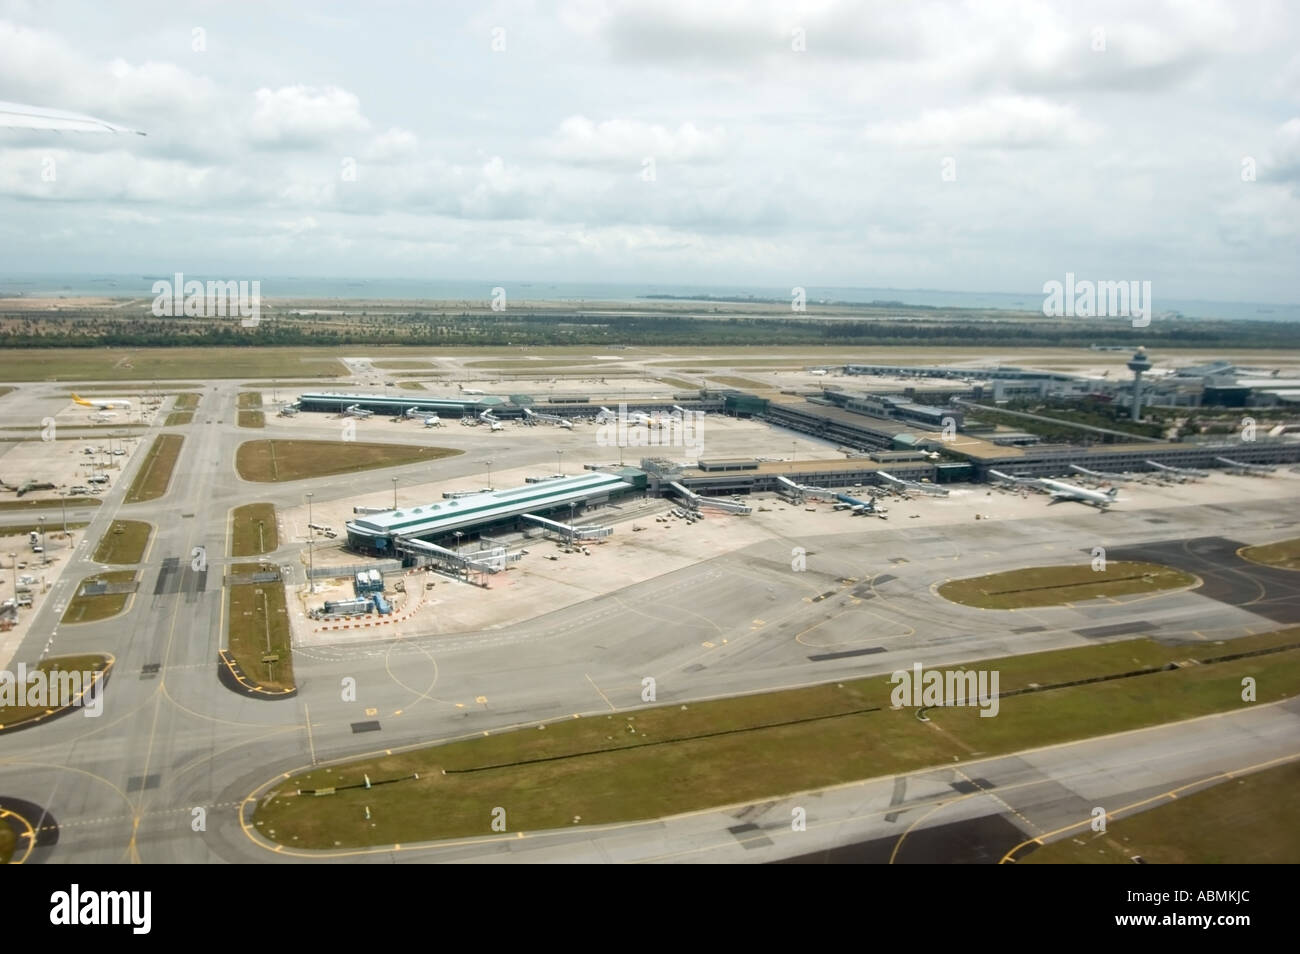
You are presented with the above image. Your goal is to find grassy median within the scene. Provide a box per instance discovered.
[124,434,183,503]
[231,504,278,556]
[235,439,460,482]
[938,561,1197,609]
[0,654,111,730]
[254,629,1300,849]
[227,563,294,691]
[1240,537,1300,571]
[1025,759,1300,864]
[92,520,151,564]
[61,571,137,623]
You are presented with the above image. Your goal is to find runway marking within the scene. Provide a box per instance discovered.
[305,704,317,766]
[584,674,616,712]
[999,749,1300,863]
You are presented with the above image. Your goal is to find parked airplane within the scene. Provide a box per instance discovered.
[1039,479,1120,509]
[459,386,485,396]
[488,420,504,431]
[809,368,828,376]
[989,471,1118,509]
[423,414,442,427]
[72,393,131,410]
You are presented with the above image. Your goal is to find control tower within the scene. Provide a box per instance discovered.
[1127,346,1152,421]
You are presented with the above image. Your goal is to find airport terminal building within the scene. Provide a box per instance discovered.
[346,470,646,556]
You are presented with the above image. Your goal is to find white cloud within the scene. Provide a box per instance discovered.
[863,96,1099,149]
[544,116,726,163]
[248,85,370,147]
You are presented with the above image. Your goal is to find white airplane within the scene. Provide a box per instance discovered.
[72,392,131,410]
[0,101,145,134]
[989,470,1118,509]
[459,386,485,396]
[488,420,504,432]
[594,406,617,424]
[810,369,828,376]
[423,414,442,427]
[1039,479,1119,509]
[557,419,574,430]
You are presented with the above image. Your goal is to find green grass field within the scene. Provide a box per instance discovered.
[92,520,151,564]
[0,349,347,382]
[253,629,1300,849]
[0,654,111,730]
[172,392,201,410]
[230,503,278,556]
[227,564,294,691]
[163,411,194,427]
[0,498,99,512]
[61,571,136,623]
[124,434,183,503]
[1025,759,1300,864]
[938,561,1197,609]
[371,360,433,369]
[1240,537,1300,571]
[708,375,772,389]
[397,381,426,391]
[0,522,88,540]
[237,391,263,409]
[0,817,14,863]
[237,410,265,428]
[655,376,699,390]
[235,440,461,482]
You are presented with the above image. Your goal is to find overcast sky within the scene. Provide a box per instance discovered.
[1,0,1298,302]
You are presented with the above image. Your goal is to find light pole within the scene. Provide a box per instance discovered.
[392,477,398,511]
[60,490,68,534]
[305,492,314,590]
[483,459,493,490]
[454,531,463,554]
[38,516,46,566]
[8,553,15,605]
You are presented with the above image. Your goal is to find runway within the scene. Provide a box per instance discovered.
[1,379,1298,863]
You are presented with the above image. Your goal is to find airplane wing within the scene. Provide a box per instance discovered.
[0,101,145,135]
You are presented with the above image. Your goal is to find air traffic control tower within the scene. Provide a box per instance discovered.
[1127,346,1152,421]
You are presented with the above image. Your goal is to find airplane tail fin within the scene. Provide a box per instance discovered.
[1107,487,1119,498]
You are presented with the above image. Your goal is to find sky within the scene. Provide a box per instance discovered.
[0,0,1298,302]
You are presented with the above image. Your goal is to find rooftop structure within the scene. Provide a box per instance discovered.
[346,471,638,554]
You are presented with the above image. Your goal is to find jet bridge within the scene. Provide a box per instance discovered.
[393,535,514,575]
[1069,464,1132,482]
[1215,456,1275,475]
[877,471,949,496]
[1145,460,1209,479]
[520,512,615,542]
[667,481,752,514]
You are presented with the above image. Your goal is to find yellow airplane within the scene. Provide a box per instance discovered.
[72,393,132,410]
